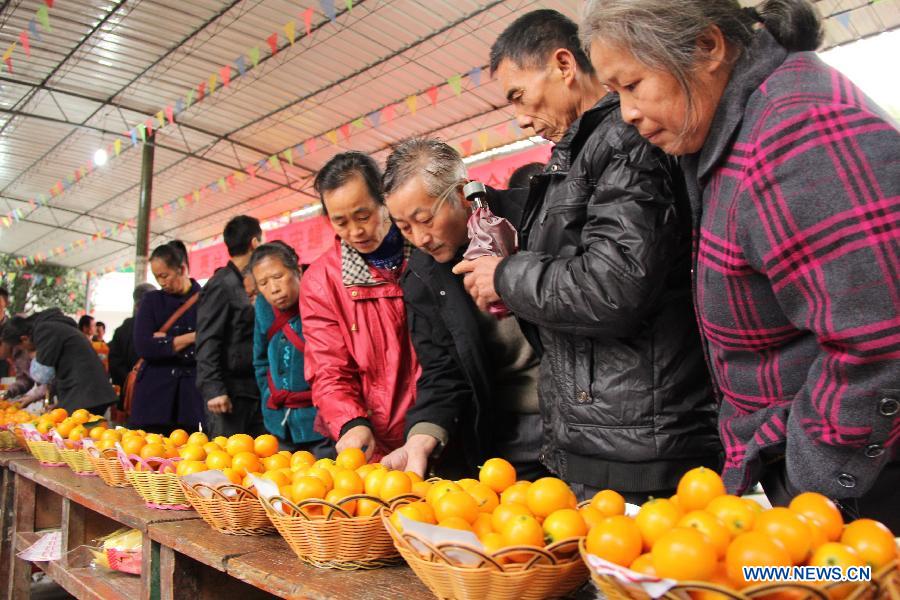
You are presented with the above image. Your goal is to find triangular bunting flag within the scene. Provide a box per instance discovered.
[247,164,257,179]
[268,155,280,168]
[294,143,305,156]
[197,81,206,102]
[19,32,30,56]
[249,46,260,67]
[367,110,381,127]
[382,104,395,122]
[193,190,201,202]
[28,19,41,43]
[346,0,353,10]
[44,0,54,8]
[835,12,851,30]
[320,0,336,23]
[137,124,147,142]
[303,8,314,36]
[186,88,196,107]
[36,6,51,32]
[226,174,236,188]
[426,86,439,107]
[220,65,231,87]
[468,67,482,87]
[3,57,12,74]
[235,55,246,76]
[267,33,279,56]
[460,139,473,155]
[406,95,418,114]
[478,131,489,151]
[144,118,154,137]
[447,74,463,95]
[219,177,228,190]
[155,110,165,127]
[165,105,175,124]
[235,170,246,182]
[208,72,217,95]
[284,21,296,45]
[325,130,339,144]
[305,138,317,154]
[282,148,294,165]
[339,123,351,140]
[352,117,365,130]
[175,98,185,114]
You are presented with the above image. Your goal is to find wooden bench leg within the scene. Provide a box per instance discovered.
[0,467,14,595]
[8,474,35,600]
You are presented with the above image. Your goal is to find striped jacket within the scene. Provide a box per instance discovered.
[682,30,899,499]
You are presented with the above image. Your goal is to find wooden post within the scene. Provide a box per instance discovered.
[8,474,35,600]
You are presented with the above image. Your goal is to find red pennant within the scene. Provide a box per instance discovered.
[144,118,154,138]
[305,137,317,154]
[460,139,473,155]
[219,65,231,87]
[165,105,175,124]
[19,32,30,56]
[226,174,236,188]
[197,81,206,102]
[247,164,257,179]
[3,57,12,74]
[74,168,81,182]
[339,123,351,140]
[44,0,53,7]
[267,33,278,56]
[382,104,395,122]
[426,86,439,107]
[303,7,314,35]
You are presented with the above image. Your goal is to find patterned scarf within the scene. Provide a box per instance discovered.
[360,224,404,271]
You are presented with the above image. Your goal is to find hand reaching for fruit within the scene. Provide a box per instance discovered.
[380,434,438,477]
[336,425,375,461]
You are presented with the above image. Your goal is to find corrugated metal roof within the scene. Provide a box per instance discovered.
[0,0,895,273]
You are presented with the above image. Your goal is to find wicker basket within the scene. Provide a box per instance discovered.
[12,425,27,449]
[258,493,416,569]
[121,456,191,510]
[26,439,65,466]
[580,539,899,600]
[85,447,130,488]
[0,429,19,451]
[59,447,96,476]
[383,510,589,600]
[180,482,274,536]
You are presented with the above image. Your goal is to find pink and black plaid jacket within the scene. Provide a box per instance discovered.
[682,31,899,499]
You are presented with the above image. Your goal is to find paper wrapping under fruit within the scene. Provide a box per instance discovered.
[462,206,518,317]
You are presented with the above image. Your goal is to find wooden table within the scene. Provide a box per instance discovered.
[7,457,197,600]
[148,518,430,599]
[6,457,432,599]
[0,451,33,595]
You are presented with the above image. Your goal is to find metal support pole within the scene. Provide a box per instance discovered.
[84,271,92,315]
[134,139,155,287]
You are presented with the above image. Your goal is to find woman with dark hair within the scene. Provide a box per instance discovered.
[299,152,419,461]
[250,242,331,454]
[583,0,899,528]
[129,241,205,433]
[0,312,115,413]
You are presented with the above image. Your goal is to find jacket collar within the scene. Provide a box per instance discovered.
[340,238,413,287]
[547,93,619,172]
[691,30,788,182]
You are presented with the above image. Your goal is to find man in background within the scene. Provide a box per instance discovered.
[94,321,107,342]
[196,216,265,437]
[109,283,155,398]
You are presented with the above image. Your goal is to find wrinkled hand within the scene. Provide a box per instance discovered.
[336,425,376,460]
[379,434,439,477]
[451,256,503,311]
[172,332,196,353]
[207,395,232,414]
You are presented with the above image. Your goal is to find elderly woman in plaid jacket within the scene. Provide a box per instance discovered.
[582,0,899,530]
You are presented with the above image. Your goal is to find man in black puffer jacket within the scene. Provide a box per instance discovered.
[455,10,720,502]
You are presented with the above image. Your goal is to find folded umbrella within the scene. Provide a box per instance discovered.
[462,181,518,317]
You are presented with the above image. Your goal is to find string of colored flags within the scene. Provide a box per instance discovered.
[15,117,527,268]
[1,0,54,74]
[4,0,356,235]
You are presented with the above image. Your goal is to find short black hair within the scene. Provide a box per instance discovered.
[150,240,189,270]
[96,321,106,329]
[248,241,301,276]
[78,315,94,331]
[314,151,384,216]
[507,162,545,189]
[489,9,594,76]
[0,287,8,300]
[1,315,31,345]
[223,216,262,257]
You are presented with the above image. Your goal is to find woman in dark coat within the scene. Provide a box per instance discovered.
[129,241,205,433]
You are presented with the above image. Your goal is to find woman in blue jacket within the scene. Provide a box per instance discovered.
[130,241,205,433]
[250,241,332,455]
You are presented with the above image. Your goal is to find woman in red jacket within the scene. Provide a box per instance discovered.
[300,152,419,461]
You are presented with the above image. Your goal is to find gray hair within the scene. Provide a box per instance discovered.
[580,0,822,137]
[382,138,467,205]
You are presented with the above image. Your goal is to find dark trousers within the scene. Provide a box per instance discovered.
[205,395,266,438]
[569,482,675,506]
[278,436,336,460]
[761,460,900,532]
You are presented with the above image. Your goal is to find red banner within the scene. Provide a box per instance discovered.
[467,143,552,189]
[188,215,334,280]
